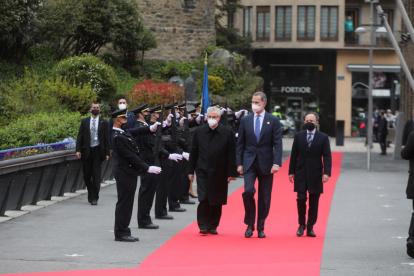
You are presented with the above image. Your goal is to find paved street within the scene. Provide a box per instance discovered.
[0,137,412,275]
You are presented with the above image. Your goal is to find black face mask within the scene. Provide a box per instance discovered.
[144,114,151,124]
[120,122,128,131]
[305,122,315,131]
[91,109,99,116]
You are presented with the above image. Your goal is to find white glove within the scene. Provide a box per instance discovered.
[182,152,190,161]
[179,117,186,125]
[221,108,227,115]
[187,114,192,120]
[196,113,203,123]
[167,113,174,121]
[204,113,208,121]
[227,108,231,112]
[235,133,239,138]
[235,110,243,119]
[150,122,161,132]
[176,112,180,119]
[147,166,162,174]
[168,153,183,162]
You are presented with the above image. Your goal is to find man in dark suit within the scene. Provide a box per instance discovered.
[76,102,110,205]
[110,108,162,242]
[188,106,237,235]
[236,92,283,238]
[401,131,414,258]
[402,109,414,148]
[378,110,388,155]
[288,112,331,237]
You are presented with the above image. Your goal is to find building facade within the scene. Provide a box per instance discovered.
[227,0,401,136]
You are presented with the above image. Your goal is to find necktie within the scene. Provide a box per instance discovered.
[91,119,96,146]
[307,132,313,148]
[255,115,261,143]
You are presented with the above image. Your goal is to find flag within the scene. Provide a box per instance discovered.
[201,63,210,110]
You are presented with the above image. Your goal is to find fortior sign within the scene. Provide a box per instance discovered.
[281,87,311,93]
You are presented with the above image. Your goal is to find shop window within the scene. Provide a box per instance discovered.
[257,6,270,41]
[321,6,338,41]
[275,6,292,41]
[243,7,253,37]
[298,6,315,41]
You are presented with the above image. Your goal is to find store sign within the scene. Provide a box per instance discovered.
[271,86,313,94]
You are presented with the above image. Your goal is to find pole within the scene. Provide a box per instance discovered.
[367,0,374,172]
[395,0,414,44]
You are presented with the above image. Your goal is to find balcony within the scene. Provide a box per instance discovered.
[344,31,393,49]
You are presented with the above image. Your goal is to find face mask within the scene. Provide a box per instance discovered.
[144,114,151,123]
[252,103,263,113]
[305,122,315,131]
[208,119,218,128]
[119,104,127,110]
[120,122,128,131]
[91,109,99,116]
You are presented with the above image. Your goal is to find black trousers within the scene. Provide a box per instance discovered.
[297,185,321,229]
[82,146,102,202]
[168,159,183,209]
[137,170,160,226]
[114,168,137,238]
[345,31,354,44]
[197,199,222,230]
[155,159,172,217]
[179,159,190,202]
[242,158,274,231]
[379,134,387,153]
[409,200,414,237]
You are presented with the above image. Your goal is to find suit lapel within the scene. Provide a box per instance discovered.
[86,117,91,142]
[259,112,269,142]
[249,114,257,143]
[98,118,103,136]
[308,130,319,152]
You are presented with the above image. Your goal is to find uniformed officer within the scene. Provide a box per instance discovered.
[135,105,182,229]
[110,108,162,242]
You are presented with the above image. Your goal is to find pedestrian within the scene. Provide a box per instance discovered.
[75,102,110,205]
[236,91,283,238]
[345,16,354,44]
[400,131,414,258]
[110,108,162,242]
[288,112,332,237]
[188,106,237,235]
[378,110,388,155]
[402,109,414,148]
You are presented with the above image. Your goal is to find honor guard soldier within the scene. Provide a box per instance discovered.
[110,108,162,242]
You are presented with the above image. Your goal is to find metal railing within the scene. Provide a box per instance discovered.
[0,141,76,159]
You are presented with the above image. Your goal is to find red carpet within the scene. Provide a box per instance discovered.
[7,152,343,276]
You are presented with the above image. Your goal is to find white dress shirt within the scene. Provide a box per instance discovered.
[90,116,100,147]
[253,111,265,131]
[307,128,316,143]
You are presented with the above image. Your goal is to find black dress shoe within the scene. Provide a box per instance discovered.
[91,200,98,205]
[307,228,316,237]
[169,207,187,212]
[115,236,135,242]
[138,223,159,229]
[258,230,266,238]
[297,225,306,236]
[188,193,198,198]
[407,236,414,258]
[210,229,218,235]
[130,235,139,241]
[155,215,174,220]
[245,225,255,238]
[199,228,210,234]
[180,200,195,204]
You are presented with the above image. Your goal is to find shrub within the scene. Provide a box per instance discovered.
[126,79,184,108]
[208,76,226,95]
[52,54,119,101]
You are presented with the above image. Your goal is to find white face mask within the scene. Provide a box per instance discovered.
[119,104,127,110]
[208,118,218,128]
[252,103,263,113]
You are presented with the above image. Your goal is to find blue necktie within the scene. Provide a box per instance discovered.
[255,115,261,143]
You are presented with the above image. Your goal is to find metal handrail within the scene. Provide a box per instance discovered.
[0,141,76,154]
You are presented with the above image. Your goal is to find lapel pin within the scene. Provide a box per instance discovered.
[267,122,270,124]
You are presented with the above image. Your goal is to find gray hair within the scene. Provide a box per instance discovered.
[207,106,221,117]
[91,101,99,108]
[253,91,267,103]
[304,112,319,121]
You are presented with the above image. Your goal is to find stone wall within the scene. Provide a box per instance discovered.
[137,0,216,63]
[401,0,414,117]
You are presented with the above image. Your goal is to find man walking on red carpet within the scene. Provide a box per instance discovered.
[289,112,331,237]
[236,92,283,238]
[188,106,237,235]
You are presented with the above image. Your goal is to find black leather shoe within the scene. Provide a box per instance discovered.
[245,225,255,238]
[169,207,187,212]
[307,228,316,237]
[155,215,174,220]
[115,236,135,242]
[210,229,218,235]
[407,236,414,258]
[130,235,139,241]
[258,230,266,238]
[199,228,210,234]
[91,200,98,205]
[189,193,198,198]
[297,225,306,236]
[138,224,159,229]
[180,200,195,205]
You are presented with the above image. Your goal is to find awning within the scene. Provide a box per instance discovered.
[346,64,401,73]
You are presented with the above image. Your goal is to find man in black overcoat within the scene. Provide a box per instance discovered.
[402,109,414,148]
[76,102,110,205]
[378,110,388,155]
[400,131,414,257]
[289,112,331,237]
[188,106,237,235]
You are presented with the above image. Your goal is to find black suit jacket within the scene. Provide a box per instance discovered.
[378,116,388,136]
[401,131,414,199]
[76,116,110,161]
[402,120,414,146]
[288,130,332,194]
